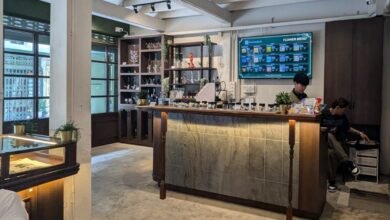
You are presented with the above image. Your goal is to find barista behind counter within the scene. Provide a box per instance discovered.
[290,73,310,104]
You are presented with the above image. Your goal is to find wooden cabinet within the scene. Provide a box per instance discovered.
[325,17,384,125]
[118,109,153,147]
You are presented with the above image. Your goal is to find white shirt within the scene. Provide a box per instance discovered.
[0,189,29,220]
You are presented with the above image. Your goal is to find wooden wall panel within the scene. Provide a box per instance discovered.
[91,112,119,147]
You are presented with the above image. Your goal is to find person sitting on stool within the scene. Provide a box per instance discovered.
[321,97,370,192]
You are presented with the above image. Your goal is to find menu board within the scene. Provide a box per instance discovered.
[238,32,312,79]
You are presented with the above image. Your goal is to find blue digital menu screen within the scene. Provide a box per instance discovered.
[238,32,312,79]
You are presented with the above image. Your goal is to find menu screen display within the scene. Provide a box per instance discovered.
[238,32,312,79]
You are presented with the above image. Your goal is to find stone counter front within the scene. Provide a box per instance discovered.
[165,113,300,208]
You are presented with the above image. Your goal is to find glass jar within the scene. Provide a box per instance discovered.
[259,103,266,112]
[228,102,235,110]
[234,102,242,110]
[222,101,229,110]
[207,102,216,109]
[200,101,207,109]
[250,102,257,111]
[243,103,250,111]
[268,104,274,112]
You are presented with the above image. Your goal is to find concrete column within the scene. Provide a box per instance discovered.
[50,0,92,219]
[381,17,390,175]
[0,0,3,133]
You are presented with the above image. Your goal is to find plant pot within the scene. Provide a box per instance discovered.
[138,99,149,106]
[280,104,290,114]
[60,130,73,142]
[13,125,25,135]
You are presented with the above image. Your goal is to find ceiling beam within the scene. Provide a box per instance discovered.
[93,0,166,31]
[175,0,231,24]
[153,9,200,19]
[225,0,325,11]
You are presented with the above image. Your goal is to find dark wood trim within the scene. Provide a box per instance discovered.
[137,106,320,122]
[159,111,167,199]
[91,112,119,147]
[165,184,320,220]
[0,165,79,191]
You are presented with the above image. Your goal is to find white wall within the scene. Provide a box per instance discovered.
[381,17,390,175]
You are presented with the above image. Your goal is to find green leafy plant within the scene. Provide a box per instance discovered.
[204,34,211,46]
[138,91,148,99]
[162,39,170,61]
[54,121,80,141]
[12,120,38,134]
[275,91,292,105]
[161,77,170,98]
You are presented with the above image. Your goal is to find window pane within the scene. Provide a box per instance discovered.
[91,62,106,78]
[109,97,117,112]
[4,77,34,98]
[4,99,34,121]
[38,78,50,97]
[109,80,117,96]
[4,29,34,54]
[38,57,50,76]
[108,47,117,63]
[91,97,106,114]
[108,64,117,79]
[38,35,50,56]
[38,99,50,118]
[91,45,106,62]
[91,80,107,96]
[4,53,34,76]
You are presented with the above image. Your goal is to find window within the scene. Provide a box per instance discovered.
[91,44,118,114]
[3,27,50,122]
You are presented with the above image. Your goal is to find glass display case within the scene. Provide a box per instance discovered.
[0,134,77,181]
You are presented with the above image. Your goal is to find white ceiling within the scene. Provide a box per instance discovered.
[104,0,326,20]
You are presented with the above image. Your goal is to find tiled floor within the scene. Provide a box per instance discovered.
[92,143,390,220]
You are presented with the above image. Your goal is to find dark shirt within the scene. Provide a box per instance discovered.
[321,108,351,141]
[292,89,307,100]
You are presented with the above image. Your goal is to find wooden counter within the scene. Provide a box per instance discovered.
[142,106,327,219]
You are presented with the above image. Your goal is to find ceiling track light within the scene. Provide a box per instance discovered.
[167,0,171,10]
[132,1,171,14]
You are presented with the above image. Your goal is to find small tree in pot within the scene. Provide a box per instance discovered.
[275,91,292,114]
[12,120,37,135]
[54,121,80,142]
[138,91,149,106]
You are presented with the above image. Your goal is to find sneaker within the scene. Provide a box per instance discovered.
[351,165,360,176]
[328,185,337,193]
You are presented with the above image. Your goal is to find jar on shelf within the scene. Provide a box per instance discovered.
[243,103,250,111]
[259,103,266,112]
[250,102,257,111]
[234,102,242,110]
[200,101,207,109]
[207,102,216,109]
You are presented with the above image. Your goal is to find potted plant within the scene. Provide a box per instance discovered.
[12,120,37,135]
[174,50,183,68]
[275,91,292,114]
[54,121,80,142]
[13,121,26,135]
[138,91,149,106]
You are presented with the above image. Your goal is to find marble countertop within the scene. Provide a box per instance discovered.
[137,105,320,122]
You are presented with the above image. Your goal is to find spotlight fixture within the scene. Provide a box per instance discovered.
[132,1,171,15]
[167,0,171,9]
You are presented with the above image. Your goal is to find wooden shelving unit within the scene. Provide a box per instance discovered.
[118,34,173,146]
